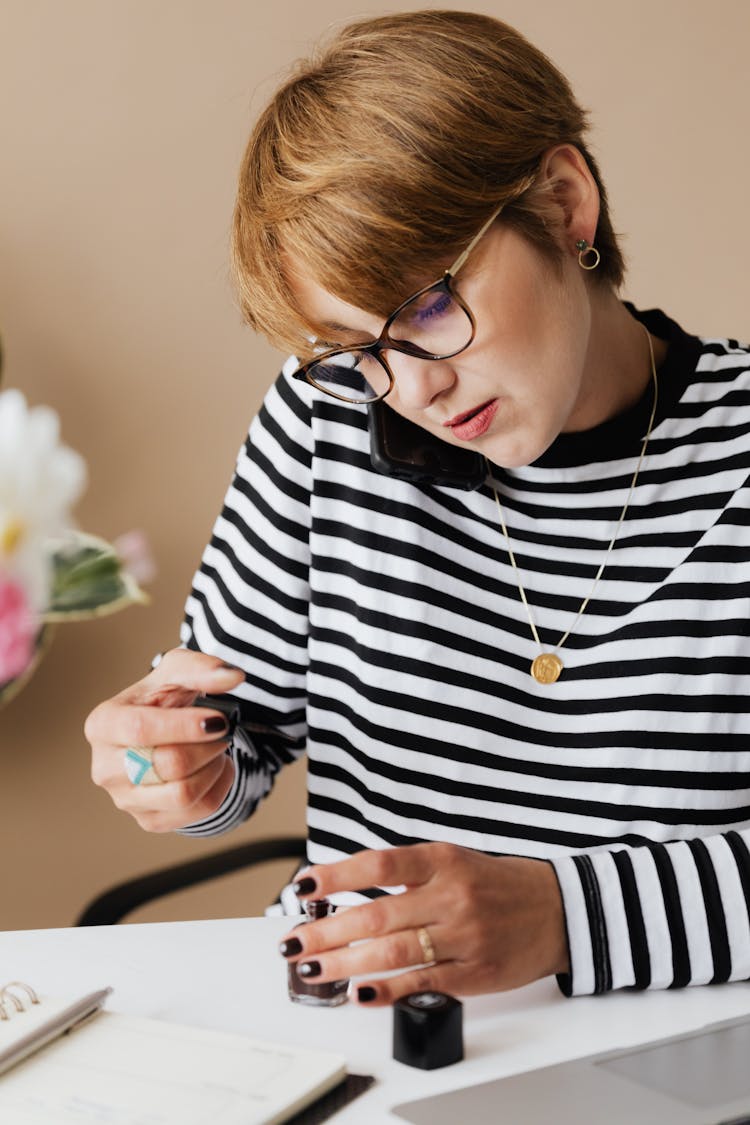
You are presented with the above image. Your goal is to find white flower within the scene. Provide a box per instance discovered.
[0,389,87,610]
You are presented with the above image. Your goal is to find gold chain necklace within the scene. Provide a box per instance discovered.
[486,324,659,685]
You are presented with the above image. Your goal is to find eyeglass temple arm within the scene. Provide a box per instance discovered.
[448,203,505,276]
[448,172,537,276]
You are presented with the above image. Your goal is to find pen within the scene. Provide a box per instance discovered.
[0,987,113,1076]
[195,693,297,744]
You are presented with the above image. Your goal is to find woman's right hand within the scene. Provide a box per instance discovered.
[84,648,245,832]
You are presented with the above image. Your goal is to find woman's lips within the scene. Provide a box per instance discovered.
[444,399,499,441]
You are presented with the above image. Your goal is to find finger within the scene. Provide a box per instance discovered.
[112,751,233,818]
[289,924,450,987]
[158,755,236,832]
[96,739,231,790]
[196,754,236,819]
[87,652,244,731]
[128,756,237,834]
[88,701,232,752]
[144,739,233,783]
[354,963,467,1007]
[294,844,439,901]
[280,892,437,960]
[147,648,245,692]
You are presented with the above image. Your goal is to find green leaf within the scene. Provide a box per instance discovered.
[43,531,148,621]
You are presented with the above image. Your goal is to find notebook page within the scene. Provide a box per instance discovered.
[0,994,87,1056]
[0,1009,347,1125]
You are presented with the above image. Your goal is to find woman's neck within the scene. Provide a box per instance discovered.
[564,291,668,433]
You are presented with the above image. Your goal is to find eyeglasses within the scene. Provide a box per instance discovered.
[290,199,509,405]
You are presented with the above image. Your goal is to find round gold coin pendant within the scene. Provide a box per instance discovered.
[531,653,563,684]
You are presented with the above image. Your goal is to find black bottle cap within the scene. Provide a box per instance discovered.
[304,898,333,920]
[392,991,463,1070]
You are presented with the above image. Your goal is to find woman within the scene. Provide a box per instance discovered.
[85,10,750,1003]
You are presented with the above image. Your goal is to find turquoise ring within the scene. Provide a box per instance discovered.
[124,746,163,786]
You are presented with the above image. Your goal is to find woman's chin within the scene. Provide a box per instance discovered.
[481,430,553,470]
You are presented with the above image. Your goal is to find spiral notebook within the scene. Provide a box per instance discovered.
[0,980,359,1124]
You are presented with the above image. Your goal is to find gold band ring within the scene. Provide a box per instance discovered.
[416,926,437,964]
[124,746,163,786]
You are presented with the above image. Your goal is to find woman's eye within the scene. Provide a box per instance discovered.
[414,292,453,322]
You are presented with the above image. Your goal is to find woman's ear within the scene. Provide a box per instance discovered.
[538,144,600,249]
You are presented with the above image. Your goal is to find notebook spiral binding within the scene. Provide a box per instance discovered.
[0,982,39,1021]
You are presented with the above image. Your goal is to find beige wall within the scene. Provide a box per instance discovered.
[1,0,748,930]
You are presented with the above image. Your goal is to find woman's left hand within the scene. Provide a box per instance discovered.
[279,843,570,1005]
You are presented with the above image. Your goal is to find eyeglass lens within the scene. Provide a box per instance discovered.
[307,283,473,403]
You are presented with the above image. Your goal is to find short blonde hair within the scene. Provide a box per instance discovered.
[232,10,625,357]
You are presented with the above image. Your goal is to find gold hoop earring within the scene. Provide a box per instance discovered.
[576,239,600,270]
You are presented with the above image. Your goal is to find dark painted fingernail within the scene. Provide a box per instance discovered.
[297,961,321,978]
[279,937,303,958]
[201,715,229,735]
[293,876,317,896]
[357,986,377,1003]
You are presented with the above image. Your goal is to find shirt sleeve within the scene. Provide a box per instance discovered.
[177,362,313,837]
[550,828,750,995]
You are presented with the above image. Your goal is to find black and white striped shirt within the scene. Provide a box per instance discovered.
[180,305,750,997]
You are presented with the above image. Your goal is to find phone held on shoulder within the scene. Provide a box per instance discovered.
[368,401,485,491]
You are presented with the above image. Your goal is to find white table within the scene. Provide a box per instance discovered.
[2,917,750,1122]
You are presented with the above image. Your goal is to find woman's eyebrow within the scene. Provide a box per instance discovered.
[319,319,377,345]
[322,319,370,337]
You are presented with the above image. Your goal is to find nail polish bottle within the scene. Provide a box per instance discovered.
[287,898,349,1007]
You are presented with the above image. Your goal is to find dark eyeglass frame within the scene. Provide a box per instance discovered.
[290,197,509,405]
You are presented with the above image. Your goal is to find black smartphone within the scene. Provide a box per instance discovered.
[368,400,485,490]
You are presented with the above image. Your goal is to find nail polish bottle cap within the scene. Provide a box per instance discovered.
[304,898,333,921]
[392,991,463,1070]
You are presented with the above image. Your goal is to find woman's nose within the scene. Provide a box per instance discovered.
[384,351,456,411]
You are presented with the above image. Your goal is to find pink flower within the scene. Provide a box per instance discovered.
[0,572,36,684]
[113,529,157,586]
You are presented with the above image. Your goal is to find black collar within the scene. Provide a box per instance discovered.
[530,304,702,470]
